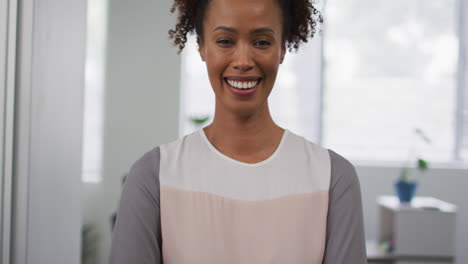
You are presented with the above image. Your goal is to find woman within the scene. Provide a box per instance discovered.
[109,0,367,263]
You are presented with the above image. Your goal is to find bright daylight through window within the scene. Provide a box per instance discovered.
[180,0,467,165]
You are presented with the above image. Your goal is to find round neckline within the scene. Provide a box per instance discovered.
[199,128,289,167]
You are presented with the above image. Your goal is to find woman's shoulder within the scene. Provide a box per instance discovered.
[132,130,199,167]
[292,131,359,188]
[130,145,161,173]
[326,148,360,192]
[327,149,357,173]
[288,129,358,188]
[286,129,330,158]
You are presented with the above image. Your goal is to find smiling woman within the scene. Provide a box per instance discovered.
[198,0,285,121]
[109,0,367,263]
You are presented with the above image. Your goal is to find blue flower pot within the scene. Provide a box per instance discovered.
[395,180,418,203]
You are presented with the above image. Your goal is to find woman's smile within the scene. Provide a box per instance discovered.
[223,76,263,97]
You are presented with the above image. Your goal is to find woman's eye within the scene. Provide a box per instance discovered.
[255,40,271,48]
[217,39,232,46]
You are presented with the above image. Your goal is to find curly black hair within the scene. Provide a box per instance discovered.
[168,0,323,54]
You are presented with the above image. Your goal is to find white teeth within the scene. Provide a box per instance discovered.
[226,79,259,89]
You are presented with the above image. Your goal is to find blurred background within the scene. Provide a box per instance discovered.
[1,0,467,263]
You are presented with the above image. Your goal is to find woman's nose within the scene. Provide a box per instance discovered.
[232,45,254,71]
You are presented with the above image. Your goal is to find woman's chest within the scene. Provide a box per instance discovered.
[159,184,329,264]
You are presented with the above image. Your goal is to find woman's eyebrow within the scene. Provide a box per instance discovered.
[213,26,237,33]
[251,27,274,34]
[213,26,275,34]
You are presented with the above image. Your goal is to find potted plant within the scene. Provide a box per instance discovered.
[395,128,431,203]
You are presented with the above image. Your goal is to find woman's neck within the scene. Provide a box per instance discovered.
[202,103,285,163]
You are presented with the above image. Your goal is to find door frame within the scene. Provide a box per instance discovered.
[4,0,87,263]
[0,0,17,263]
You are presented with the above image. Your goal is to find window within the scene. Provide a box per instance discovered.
[82,0,107,183]
[180,0,468,166]
[323,0,464,165]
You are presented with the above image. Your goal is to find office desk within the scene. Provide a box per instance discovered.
[369,196,457,264]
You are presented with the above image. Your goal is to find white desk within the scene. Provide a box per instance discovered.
[368,196,457,264]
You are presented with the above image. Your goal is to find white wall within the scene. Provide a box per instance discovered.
[12,0,86,263]
[86,0,182,263]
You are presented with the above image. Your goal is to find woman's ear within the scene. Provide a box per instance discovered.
[198,36,206,62]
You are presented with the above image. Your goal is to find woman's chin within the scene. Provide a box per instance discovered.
[223,100,268,118]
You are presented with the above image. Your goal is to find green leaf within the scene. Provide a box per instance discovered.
[190,116,210,125]
[417,158,429,171]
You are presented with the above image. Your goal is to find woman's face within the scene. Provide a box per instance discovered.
[198,0,286,117]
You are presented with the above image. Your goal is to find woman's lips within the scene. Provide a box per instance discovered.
[224,77,262,97]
